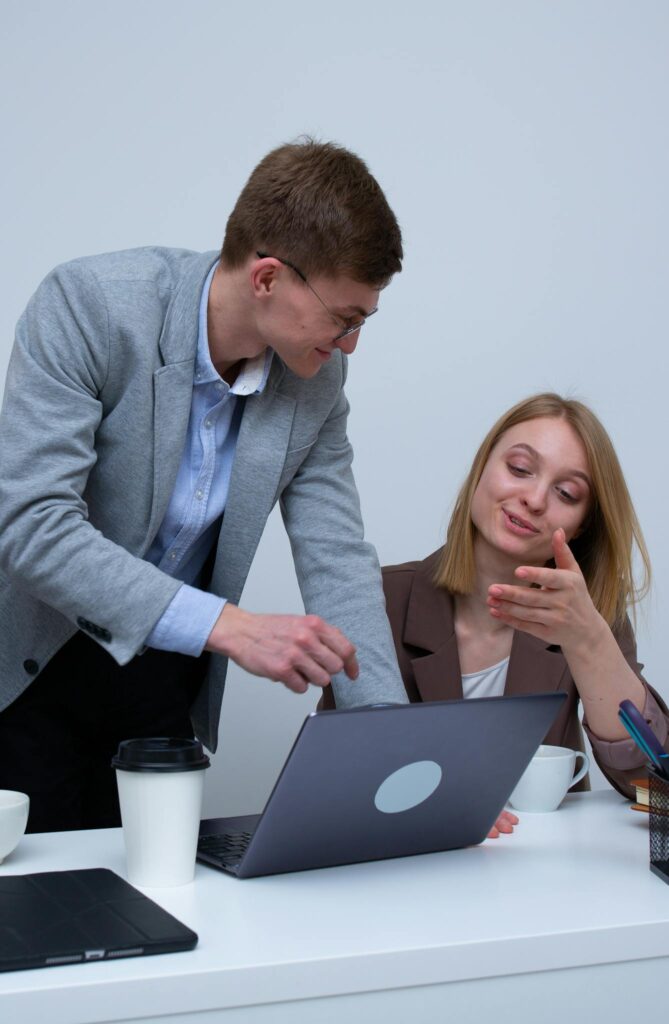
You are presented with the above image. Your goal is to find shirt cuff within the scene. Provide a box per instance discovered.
[583,689,668,772]
[145,584,226,657]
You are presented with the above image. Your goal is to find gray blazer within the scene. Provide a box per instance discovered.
[0,248,406,750]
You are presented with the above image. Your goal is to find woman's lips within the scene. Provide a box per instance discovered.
[502,508,540,535]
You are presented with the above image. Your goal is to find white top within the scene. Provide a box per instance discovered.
[461,655,510,699]
[0,792,666,1024]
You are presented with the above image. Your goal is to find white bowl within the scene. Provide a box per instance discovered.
[0,790,29,863]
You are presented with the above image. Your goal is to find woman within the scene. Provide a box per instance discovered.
[321,393,668,823]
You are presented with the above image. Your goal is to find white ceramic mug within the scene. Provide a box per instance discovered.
[0,790,29,863]
[112,738,210,887]
[509,744,590,812]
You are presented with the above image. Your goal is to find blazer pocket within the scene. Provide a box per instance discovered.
[275,440,317,499]
[285,437,318,456]
[282,443,313,473]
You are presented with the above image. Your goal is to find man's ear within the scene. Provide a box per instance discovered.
[251,256,282,298]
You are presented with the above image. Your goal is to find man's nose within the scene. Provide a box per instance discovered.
[335,331,359,356]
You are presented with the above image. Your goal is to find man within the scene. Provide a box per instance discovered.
[0,139,408,832]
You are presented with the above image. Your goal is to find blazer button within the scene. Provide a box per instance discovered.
[23,659,39,675]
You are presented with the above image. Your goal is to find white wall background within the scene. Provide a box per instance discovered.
[1,0,667,813]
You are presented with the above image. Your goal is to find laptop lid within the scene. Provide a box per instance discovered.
[209,693,566,878]
[0,868,197,973]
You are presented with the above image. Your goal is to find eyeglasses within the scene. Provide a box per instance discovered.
[256,252,378,342]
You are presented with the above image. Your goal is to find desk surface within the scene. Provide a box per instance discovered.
[0,790,666,1023]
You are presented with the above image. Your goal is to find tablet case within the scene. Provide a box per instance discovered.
[0,867,197,972]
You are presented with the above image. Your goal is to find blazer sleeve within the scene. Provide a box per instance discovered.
[279,365,408,709]
[582,617,669,799]
[0,262,182,664]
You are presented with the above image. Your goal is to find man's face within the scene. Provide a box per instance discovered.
[255,261,381,379]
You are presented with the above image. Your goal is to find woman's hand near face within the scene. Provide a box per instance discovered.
[486,528,604,653]
[487,809,519,839]
[487,527,647,741]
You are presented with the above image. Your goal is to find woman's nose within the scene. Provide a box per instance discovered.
[520,486,547,515]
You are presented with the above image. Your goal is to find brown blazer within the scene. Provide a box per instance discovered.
[321,549,669,800]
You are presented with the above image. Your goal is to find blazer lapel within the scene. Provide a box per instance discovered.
[505,632,568,696]
[144,363,196,550]
[411,639,463,702]
[213,362,296,604]
[403,563,464,702]
[144,252,219,552]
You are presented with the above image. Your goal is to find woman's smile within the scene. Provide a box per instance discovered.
[501,507,541,536]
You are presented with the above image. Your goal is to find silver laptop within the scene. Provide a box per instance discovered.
[197,693,566,878]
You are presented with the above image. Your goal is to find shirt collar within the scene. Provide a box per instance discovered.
[194,259,273,395]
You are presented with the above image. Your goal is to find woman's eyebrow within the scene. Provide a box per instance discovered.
[507,443,591,486]
[508,443,538,459]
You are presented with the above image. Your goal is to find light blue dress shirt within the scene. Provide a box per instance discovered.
[145,261,272,656]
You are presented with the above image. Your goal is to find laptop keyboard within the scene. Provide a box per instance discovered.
[198,830,253,868]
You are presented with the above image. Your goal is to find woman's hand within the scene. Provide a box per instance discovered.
[486,528,605,654]
[487,809,519,839]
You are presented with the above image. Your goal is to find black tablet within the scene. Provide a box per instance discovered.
[0,867,197,973]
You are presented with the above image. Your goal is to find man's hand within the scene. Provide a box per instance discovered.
[487,809,519,839]
[206,604,359,694]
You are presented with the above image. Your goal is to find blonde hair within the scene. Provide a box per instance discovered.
[436,394,650,627]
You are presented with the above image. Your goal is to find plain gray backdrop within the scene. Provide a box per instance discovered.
[1,0,667,812]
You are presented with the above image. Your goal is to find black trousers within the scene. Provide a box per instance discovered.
[0,633,208,833]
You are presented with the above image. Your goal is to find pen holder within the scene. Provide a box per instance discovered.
[649,770,669,884]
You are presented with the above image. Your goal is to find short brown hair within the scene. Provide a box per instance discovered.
[220,138,403,286]
[436,393,651,628]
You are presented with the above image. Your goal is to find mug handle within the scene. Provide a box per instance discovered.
[571,751,590,788]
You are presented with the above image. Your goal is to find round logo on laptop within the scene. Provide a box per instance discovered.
[374,760,443,814]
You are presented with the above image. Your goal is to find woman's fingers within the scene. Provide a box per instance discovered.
[487,809,519,838]
[489,600,552,624]
[488,606,552,641]
[552,528,581,571]
[489,584,554,608]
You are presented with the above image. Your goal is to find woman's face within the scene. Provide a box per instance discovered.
[470,417,592,566]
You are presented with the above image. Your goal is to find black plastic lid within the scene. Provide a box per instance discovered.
[111,737,210,773]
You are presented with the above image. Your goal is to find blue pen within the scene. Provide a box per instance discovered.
[618,700,669,779]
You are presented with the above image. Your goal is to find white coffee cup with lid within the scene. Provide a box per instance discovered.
[509,744,590,812]
[112,737,210,887]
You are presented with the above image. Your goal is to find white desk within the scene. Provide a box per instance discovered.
[0,791,667,1024]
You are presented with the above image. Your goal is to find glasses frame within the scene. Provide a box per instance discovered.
[256,251,377,342]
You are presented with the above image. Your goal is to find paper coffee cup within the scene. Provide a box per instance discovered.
[112,737,210,887]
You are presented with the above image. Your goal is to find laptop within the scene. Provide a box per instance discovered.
[198,692,566,878]
[0,868,197,973]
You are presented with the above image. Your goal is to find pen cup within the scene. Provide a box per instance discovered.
[649,770,669,885]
